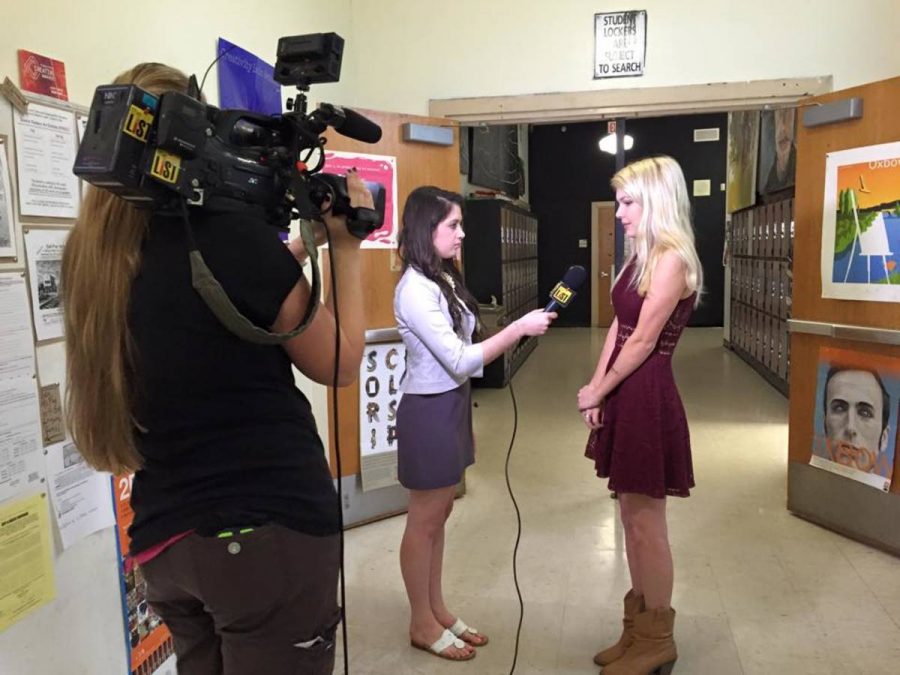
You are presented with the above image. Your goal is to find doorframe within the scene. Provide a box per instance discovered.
[429,77,832,124]
[591,201,616,327]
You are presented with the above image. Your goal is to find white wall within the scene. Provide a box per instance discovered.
[350,0,900,114]
[0,0,356,108]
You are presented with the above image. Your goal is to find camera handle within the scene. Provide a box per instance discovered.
[179,199,323,344]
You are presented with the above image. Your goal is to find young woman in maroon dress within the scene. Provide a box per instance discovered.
[577,156,703,675]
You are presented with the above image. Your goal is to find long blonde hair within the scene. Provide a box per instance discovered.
[62,63,189,474]
[611,156,703,305]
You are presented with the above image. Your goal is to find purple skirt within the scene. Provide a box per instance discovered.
[396,382,474,490]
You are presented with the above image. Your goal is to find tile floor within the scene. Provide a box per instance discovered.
[334,328,900,674]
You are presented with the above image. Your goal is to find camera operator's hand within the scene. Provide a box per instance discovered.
[286,223,327,264]
[322,169,375,246]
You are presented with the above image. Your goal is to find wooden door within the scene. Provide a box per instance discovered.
[592,202,616,327]
[322,110,460,477]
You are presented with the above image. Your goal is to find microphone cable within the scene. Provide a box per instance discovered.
[504,375,524,675]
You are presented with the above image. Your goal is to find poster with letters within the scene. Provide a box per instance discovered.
[359,339,406,491]
[24,228,68,341]
[112,473,176,674]
[820,142,900,302]
[810,347,899,491]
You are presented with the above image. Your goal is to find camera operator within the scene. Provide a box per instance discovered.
[62,62,371,675]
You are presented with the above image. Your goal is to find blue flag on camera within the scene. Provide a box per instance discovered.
[216,37,281,115]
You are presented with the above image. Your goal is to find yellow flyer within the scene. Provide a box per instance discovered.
[0,492,55,633]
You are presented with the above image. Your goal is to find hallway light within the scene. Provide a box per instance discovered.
[598,132,634,155]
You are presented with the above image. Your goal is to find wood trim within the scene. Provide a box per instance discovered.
[429,77,833,125]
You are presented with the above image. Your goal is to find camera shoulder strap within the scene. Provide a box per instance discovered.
[180,200,321,345]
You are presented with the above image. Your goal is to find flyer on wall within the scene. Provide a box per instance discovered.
[44,440,115,550]
[24,228,68,342]
[0,492,55,633]
[13,102,80,218]
[0,138,18,258]
[323,151,398,249]
[810,346,899,491]
[820,141,900,302]
[17,50,68,101]
[0,377,45,503]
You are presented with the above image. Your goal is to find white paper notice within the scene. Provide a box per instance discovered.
[0,274,36,380]
[13,102,80,218]
[0,377,45,502]
[0,139,17,258]
[44,440,115,549]
[24,228,68,341]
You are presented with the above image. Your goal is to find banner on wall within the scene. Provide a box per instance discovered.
[820,141,900,302]
[324,151,398,249]
[359,338,406,491]
[216,38,281,115]
[810,347,900,491]
[111,474,176,675]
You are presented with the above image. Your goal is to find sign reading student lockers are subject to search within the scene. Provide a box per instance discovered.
[594,10,647,79]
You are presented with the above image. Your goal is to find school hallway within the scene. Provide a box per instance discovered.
[335,327,900,675]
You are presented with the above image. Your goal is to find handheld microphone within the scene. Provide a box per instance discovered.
[516,265,587,348]
[318,103,383,143]
[545,264,587,312]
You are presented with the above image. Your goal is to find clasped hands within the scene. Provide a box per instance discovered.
[578,384,604,430]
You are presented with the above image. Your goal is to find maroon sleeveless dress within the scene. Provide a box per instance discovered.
[585,265,696,498]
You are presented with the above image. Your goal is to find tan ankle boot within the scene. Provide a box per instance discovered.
[593,589,644,666]
[601,607,677,675]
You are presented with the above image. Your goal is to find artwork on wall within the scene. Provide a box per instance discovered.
[820,141,900,302]
[758,108,797,195]
[726,110,760,214]
[810,346,899,491]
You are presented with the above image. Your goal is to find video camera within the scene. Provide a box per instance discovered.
[73,32,385,238]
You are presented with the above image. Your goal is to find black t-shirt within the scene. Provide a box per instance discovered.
[126,209,339,554]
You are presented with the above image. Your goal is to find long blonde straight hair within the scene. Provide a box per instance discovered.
[611,156,703,305]
[62,63,189,474]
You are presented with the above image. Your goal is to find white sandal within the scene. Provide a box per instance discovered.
[410,628,475,661]
[449,618,490,646]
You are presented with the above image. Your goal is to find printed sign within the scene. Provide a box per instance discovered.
[594,11,647,79]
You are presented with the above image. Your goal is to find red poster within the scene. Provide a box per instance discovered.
[18,49,68,100]
[112,474,176,674]
[323,151,398,249]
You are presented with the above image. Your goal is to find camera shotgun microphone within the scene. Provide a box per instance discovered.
[545,264,587,312]
[317,103,383,143]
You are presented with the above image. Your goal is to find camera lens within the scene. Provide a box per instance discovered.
[230,119,272,146]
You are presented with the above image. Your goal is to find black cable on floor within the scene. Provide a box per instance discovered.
[504,377,524,675]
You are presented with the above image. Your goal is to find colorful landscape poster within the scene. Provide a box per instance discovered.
[821,142,900,302]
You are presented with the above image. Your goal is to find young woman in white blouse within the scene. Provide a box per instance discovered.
[394,186,556,661]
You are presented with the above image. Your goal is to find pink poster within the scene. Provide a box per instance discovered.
[323,151,398,249]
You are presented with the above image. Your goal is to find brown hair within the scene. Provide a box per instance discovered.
[62,63,189,474]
